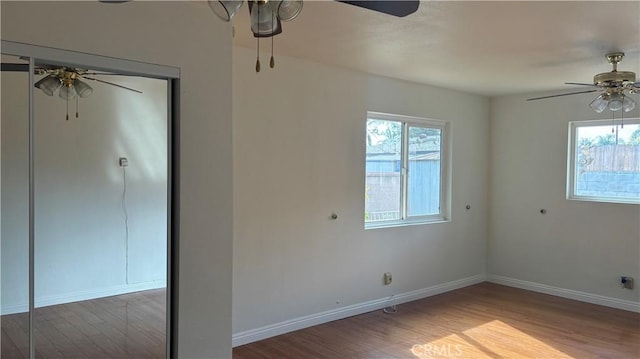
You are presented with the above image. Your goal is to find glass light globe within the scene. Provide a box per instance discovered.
[589,94,607,113]
[209,1,243,21]
[622,95,636,112]
[59,84,77,100]
[251,2,280,36]
[607,93,624,111]
[35,75,62,96]
[275,0,303,21]
[74,80,93,98]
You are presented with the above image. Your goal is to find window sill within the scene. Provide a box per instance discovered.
[365,217,449,230]
[567,196,640,205]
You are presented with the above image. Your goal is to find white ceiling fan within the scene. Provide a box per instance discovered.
[527,52,640,114]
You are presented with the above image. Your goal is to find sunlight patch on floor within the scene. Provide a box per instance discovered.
[411,320,572,358]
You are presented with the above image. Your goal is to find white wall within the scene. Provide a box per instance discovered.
[38,77,167,301]
[233,47,490,335]
[488,91,640,306]
[1,2,234,358]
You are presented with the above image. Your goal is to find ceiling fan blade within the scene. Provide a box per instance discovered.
[526,89,598,101]
[82,76,143,94]
[565,82,599,87]
[337,0,419,17]
[1,63,29,72]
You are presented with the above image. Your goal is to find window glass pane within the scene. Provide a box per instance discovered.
[408,126,441,216]
[575,123,640,201]
[365,119,402,222]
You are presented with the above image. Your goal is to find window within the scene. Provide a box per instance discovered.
[568,119,640,204]
[365,112,449,228]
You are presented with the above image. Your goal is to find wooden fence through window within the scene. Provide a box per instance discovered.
[581,145,640,172]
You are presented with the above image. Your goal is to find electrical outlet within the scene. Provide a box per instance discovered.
[621,276,634,289]
[383,272,392,285]
[119,157,128,167]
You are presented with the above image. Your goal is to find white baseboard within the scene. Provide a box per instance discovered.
[487,274,640,313]
[1,280,165,315]
[0,304,29,316]
[232,274,485,347]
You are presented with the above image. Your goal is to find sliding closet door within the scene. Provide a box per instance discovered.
[32,67,169,358]
[1,41,178,358]
[1,55,31,358]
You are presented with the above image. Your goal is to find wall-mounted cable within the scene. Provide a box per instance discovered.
[120,157,130,285]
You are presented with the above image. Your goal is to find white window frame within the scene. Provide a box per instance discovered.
[365,112,450,229]
[567,118,640,205]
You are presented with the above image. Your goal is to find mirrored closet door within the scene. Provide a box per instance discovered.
[1,54,31,359]
[1,41,178,359]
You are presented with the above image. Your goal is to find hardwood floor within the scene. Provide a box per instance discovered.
[1,288,166,359]
[3,284,637,358]
[233,283,640,359]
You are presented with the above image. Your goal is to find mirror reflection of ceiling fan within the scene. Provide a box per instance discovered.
[1,63,142,120]
[527,52,640,114]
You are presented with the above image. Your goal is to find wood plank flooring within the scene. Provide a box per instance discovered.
[233,282,640,359]
[3,284,638,358]
[1,288,165,359]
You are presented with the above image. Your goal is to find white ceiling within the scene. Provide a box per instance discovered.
[230,1,640,97]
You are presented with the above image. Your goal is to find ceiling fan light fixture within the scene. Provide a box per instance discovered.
[74,79,93,98]
[58,84,77,100]
[607,93,624,112]
[589,94,608,113]
[35,75,62,96]
[249,1,282,37]
[209,0,244,21]
[274,0,303,21]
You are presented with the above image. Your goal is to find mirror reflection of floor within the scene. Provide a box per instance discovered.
[1,288,166,358]
[1,311,28,358]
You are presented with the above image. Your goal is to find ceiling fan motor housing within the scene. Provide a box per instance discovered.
[594,71,636,87]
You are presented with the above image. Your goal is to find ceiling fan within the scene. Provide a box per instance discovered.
[208,0,419,71]
[1,63,142,120]
[99,0,420,72]
[99,0,420,18]
[527,52,640,114]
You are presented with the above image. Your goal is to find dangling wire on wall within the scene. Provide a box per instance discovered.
[383,294,398,314]
[120,158,130,285]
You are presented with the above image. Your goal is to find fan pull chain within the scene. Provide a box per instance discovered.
[256,38,261,72]
[256,38,260,72]
[610,110,614,133]
[76,96,79,119]
[620,108,624,129]
[270,39,275,68]
[255,4,261,73]
[66,96,69,121]
[270,10,275,69]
